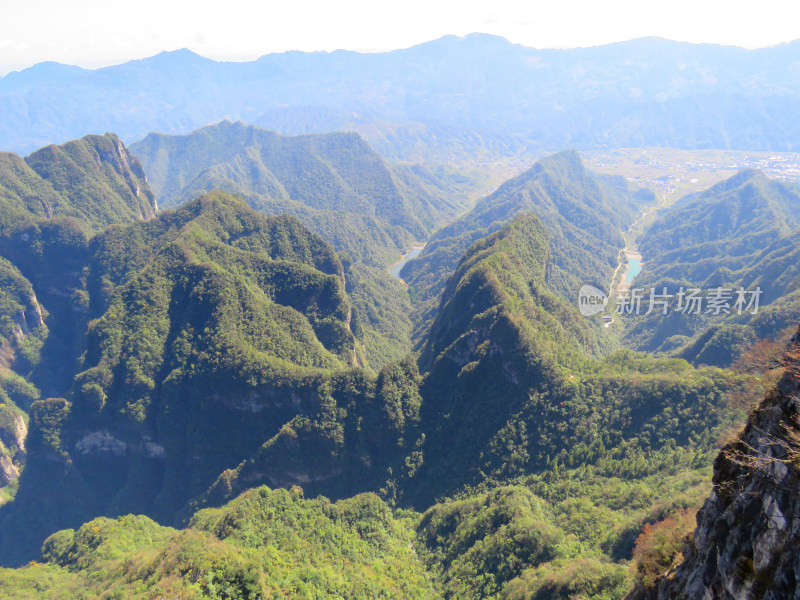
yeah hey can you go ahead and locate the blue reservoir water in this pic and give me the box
[389,246,424,279]
[625,257,642,283]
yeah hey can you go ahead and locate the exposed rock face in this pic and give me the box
[0,413,27,487]
[74,430,128,457]
[657,328,800,599]
[97,136,159,221]
[20,132,158,228]
[0,454,19,485]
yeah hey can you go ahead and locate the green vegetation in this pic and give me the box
[623,169,800,367]
[416,469,708,600]
[0,257,46,374]
[176,212,744,599]
[0,133,783,600]
[189,357,425,513]
[129,121,471,267]
[341,259,415,366]
[0,133,156,233]
[0,133,160,507]
[0,369,30,502]
[0,190,376,563]
[402,151,653,344]
[129,121,483,365]
[0,486,439,599]
[0,132,158,396]
[0,217,93,397]
[402,214,737,506]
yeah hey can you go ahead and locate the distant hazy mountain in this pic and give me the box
[129,121,469,265]
[3,34,800,157]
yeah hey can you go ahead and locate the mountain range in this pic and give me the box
[129,120,473,266]
[128,120,483,366]
[4,34,800,159]
[401,150,653,344]
[0,119,797,600]
[623,169,800,367]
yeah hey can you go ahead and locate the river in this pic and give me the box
[389,245,425,280]
[624,253,643,284]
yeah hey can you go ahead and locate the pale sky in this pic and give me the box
[2,0,800,75]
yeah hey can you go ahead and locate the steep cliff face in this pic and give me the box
[0,192,368,565]
[0,133,158,235]
[0,258,46,371]
[25,133,158,226]
[0,411,27,487]
[0,134,160,397]
[657,327,800,599]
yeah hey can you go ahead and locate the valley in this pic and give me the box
[0,31,799,600]
[584,147,800,204]
[0,127,761,598]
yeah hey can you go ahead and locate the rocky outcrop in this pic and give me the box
[656,327,800,599]
[0,453,19,485]
[97,136,159,221]
[21,133,159,229]
[0,412,27,487]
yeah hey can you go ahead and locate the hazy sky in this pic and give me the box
[2,0,800,74]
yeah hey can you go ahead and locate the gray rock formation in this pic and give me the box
[0,412,27,487]
[657,327,800,599]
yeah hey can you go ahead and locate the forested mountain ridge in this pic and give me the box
[129,121,470,264]
[141,210,744,600]
[0,134,160,507]
[172,169,659,517]
[401,150,652,344]
[401,212,734,506]
[639,169,800,280]
[623,169,800,367]
[0,123,791,600]
[0,133,156,231]
[0,196,741,598]
[0,486,440,599]
[129,121,481,366]
[0,189,380,564]
[5,35,800,159]
[184,214,598,512]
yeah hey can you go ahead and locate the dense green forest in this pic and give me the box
[0,486,439,599]
[129,121,483,364]
[0,133,156,231]
[622,169,800,367]
[0,128,796,600]
[0,134,162,514]
[0,189,376,563]
[400,151,653,344]
[129,121,474,266]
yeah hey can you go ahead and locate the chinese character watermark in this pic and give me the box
[613,286,762,316]
[577,285,762,317]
